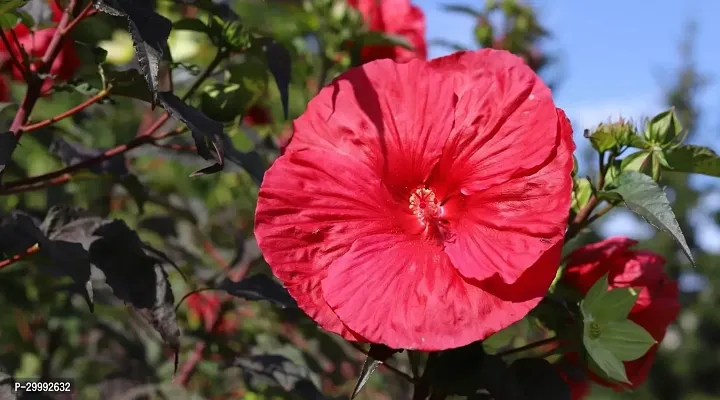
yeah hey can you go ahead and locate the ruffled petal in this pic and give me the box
[441,108,574,285]
[287,58,457,189]
[321,234,561,350]
[428,49,564,195]
[255,149,398,339]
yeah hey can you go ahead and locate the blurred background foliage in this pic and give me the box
[0,0,718,399]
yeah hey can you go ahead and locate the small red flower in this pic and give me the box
[254,49,575,350]
[186,292,237,334]
[0,76,10,102]
[562,237,680,389]
[0,22,81,93]
[243,105,272,126]
[556,356,590,399]
[348,0,427,63]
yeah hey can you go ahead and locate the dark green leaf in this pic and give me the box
[0,131,18,183]
[93,0,172,103]
[0,210,93,311]
[442,4,483,17]
[218,274,296,309]
[157,91,225,175]
[358,31,414,51]
[352,344,399,399]
[509,358,571,400]
[231,354,329,399]
[37,206,181,358]
[254,38,291,120]
[0,0,28,17]
[172,18,211,35]
[100,64,153,102]
[664,145,720,177]
[430,341,491,395]
[581,279,639,322]
[601,171,694,265]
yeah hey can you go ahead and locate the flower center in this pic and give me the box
[409,187,442,225]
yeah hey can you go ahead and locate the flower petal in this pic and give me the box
[287,58,456,188]
[321,234,561,350]
[442,108,574,285]
[255,148,397,339]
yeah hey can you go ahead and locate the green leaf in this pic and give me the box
[251,37,291,120]
[172,18,211,34]
[620,150,650,173]
[581,273,640,322]
[358,30,414,51]
[0,0,28,17]
[644,109,682,144]
[571,177,592,213]
[584,344,629,384]
[598,320,656,361]
[589,129,617,152]
[351,344,399,399]
[581,274,609,316]
[664,145,720,177]
[600,171,695,266]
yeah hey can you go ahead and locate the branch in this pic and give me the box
[0,244,40,270]
[9,0,82,138]
[21,89,110,132]
[62,1,96,35]
[0,30,25,74]
[0,128,184,194]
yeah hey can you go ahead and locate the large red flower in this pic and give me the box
[255,49,575,350]
[0,22,81,93]
[348,0,427,63]
[562,237,680,389]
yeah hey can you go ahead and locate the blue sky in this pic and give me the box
[416,0,720,253]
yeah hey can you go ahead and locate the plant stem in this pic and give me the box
[0,128,185,194]
[0,30,25,74]
[62,1,95,34]
[21,89,109,132]
[8,0,81,139]
[495,336,559,357]
[0,244,39,270]
[348,342,415,383]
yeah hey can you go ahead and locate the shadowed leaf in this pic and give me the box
[218,274,296,308]
[92,0,172,103]
[509,358,571,400]
[230,354,329,399]
[352,344,399,399]
[254,38,291,120]
[0,131,17,183]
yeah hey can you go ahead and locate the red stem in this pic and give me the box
[8,0,81,138]
[0,30,24,74]
[0,245,39,270]
[22,89,109,132]
[62,2,95,35]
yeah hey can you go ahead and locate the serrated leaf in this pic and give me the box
[37,206,181,358]
[359,30,414,51]
[230,354,328,399]
[584,342,629,384]
[157,91,224,173]
[601,171,694,266]
[664,145,720,177]
[100,64,153,102]
[598,320,656,362]
[254,38,291,120]
[0,131,18,182]
[509,358,571,400]
[0,210,93,311]
[352,344,399,399]
[218,274,296,309]
[93,0,172,104]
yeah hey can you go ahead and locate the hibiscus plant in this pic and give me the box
[0,0,718,399]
